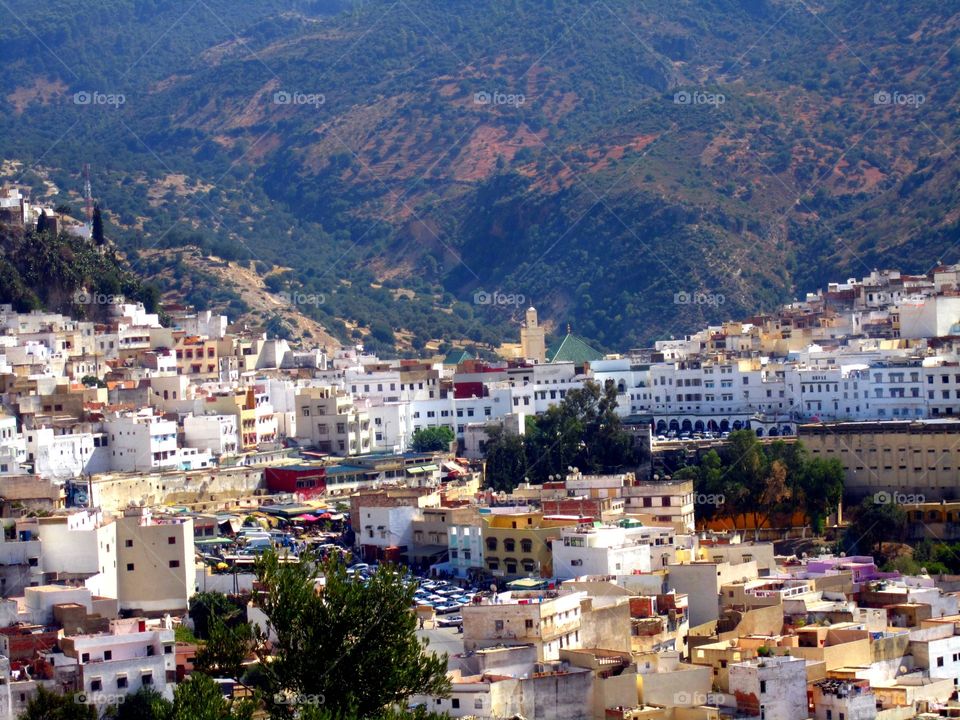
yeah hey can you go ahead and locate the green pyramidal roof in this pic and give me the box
[443,348,474,365]
[547,333,603,364]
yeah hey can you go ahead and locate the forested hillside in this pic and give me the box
[2,0,958,353]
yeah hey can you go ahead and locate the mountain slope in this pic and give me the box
[1,0,958,352]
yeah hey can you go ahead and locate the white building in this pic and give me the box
[24,427,110,479]
[67,620,177,713]
[296,387,373,455]
[18,510,118,600]
[728,656,808,720]
[183,414,239,456]
[356,505,421,551]
[104,411,178,472]
[552,523,676,580]
[812,679,877,720]
[448,523,484,578]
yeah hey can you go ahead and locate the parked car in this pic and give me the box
[434,603,460,615]
[437,615,463,628]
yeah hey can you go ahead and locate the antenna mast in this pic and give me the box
[83,163,93,226]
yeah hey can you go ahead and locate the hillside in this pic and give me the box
[1,0,958,352]
[0,221,158,318]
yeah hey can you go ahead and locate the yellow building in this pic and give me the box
[481,511,580,579]
[173,332,218,377]
[207,389,258,450]
[798,419,960,500]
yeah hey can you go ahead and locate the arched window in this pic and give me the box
[504,539,516,552]
[521,539,533,553]
[486,537,498,552]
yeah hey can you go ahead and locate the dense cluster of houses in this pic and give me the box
[0,259,957,717]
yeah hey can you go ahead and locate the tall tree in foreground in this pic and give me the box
[253,551,450,719]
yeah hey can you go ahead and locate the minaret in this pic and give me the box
[520,306,546,363]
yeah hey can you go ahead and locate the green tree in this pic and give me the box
[796,456,844,533]
[107,688,172,720]
[410,426,454,452]
[170,674,252,720]
[188,591,238,639]
[253,551,450,719]
[483,426,527,492]
[19,686,96,720]
[193,612,255,682]
[92,204,105,246]
[675,449,728,523]
[843,497,907,558]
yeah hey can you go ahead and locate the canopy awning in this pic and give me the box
[406,464,439,475]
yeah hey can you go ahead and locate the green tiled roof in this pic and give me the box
[443,348,474,365]
[547,333,603,364]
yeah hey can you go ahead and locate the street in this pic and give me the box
[417,624,465,671]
